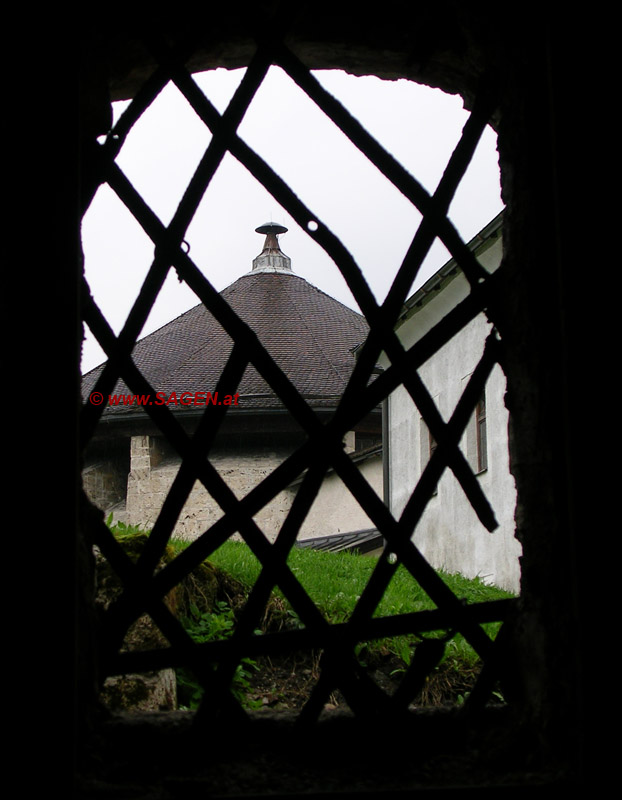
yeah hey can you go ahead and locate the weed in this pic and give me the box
[177,600,261,711]
[109,530,515,709]
[104,522,260,710]
[106,515,151,540]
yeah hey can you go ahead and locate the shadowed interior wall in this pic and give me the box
[69,4,581,788]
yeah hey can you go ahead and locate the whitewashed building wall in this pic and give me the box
[296,449,383,541]
[382,217,522,593]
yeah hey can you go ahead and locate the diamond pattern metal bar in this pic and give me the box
[338,82,499,416]
[82,300,333,662]
[150,40,500,534]
[200,461,331,720]
[131,41,499,542]
[106,599,513,675]
[399,332,501,533]
[274,43,494,293]
[321,335,501,700]
[80,47,274,444]
[80,25,514,721]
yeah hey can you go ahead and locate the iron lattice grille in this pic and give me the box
[80,29,515,726]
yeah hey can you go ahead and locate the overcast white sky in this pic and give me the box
[81,66,503,373]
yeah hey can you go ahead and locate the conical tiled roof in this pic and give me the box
[83,227,369,413]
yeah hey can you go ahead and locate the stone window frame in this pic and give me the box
[419,395,440,497]
[475,392,488,474]
[461,372,489,476]
[70,10,584,788]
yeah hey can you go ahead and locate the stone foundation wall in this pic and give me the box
[126,435,296,542]
[82,460,127,514]
[88,435,382,543]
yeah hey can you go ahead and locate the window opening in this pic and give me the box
[428,427,438,461]
[80,30,515,731]
[476,393,488,473]
[418,416,439,498]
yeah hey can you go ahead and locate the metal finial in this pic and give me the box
[255,222,288,236]
[251,222,292,273]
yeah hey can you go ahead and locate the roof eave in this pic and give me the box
[396,209,504,327]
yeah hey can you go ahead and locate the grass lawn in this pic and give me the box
[112,526,516,708]
[196,539,515,670]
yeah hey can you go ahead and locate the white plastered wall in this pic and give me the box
[383,235,522,592]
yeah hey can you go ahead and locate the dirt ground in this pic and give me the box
[198,563,483,713]
[243,647,480,712]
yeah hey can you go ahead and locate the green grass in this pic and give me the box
[204,539,512,614]
[113,526,516,706]
[198,539,514,670]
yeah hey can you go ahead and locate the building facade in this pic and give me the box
[381,213,521,592]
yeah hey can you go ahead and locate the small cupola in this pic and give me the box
[251,222,292,273]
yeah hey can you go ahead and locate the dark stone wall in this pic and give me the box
[72,3,582,788]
